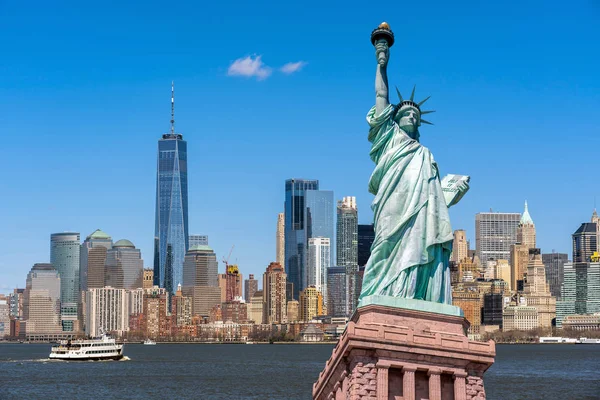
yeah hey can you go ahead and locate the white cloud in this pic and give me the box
[227,55,272,80]
[280,61,307,74]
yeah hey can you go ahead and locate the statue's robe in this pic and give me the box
[359,104,453,304]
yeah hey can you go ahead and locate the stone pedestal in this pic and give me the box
[313,302,495,400]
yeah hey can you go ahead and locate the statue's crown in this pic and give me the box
[395,85,435,125]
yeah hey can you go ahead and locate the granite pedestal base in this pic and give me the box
[313,303,495,400]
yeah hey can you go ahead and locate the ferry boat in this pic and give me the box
[143,338,157,345]
[49,334,124,361]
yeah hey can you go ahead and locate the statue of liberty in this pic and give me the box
[358,23,470,306]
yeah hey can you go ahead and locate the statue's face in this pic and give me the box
[396,106,420,135]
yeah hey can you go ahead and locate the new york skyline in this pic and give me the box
[2,1,599,293]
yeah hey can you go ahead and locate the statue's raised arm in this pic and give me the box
[371,23,394,116]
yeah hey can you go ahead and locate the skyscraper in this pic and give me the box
[517,201,536,248]
[327,266,347,318]
[182,245,220,318]
[475,212,520,266]
[262,262,287,324]
[451,229,469,263]
[305,189,334,263]
[556,261,600,326]
[572,222,597,263]
[154,83,189,294]
[244,274,258,303]
[80,229,112,291]
[276,213,285,268]
[357,224,375,268]
[50,232,81,332]
[522,249,556,329]
[23,264,62,337]
[284,178,319,300]
[336,197,358,315]
[104,239,144,290]
[542,252,569,299]
[306,237,330,312]
[189,235,208,247]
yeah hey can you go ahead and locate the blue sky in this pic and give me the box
[1,1,599,293]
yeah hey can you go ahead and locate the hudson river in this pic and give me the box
[1,343,599,399]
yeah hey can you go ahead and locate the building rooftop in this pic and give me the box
[188,244,213,252]
[87,229,111,240]
[574,222,597,234]
[31,263,56,271]
[520,201,534,225]
[114,239,135,248]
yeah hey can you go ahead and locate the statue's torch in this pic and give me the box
[371,22,395,63]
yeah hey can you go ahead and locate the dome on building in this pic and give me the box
[87,229,111,240]
[114,239,135,248]
[188,244,213,252]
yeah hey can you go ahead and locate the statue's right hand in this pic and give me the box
[375,41,389,67]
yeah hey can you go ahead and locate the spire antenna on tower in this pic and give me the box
[170,81,175,134]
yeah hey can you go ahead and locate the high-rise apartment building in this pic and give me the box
[522,249,556,329]
[357,224,375,268]
[262,262,287,324]
[287,299,299,322]
[276,213,285,268]
[475,212,520,267]
[143,268,154,289]
[306,237,330,312]
[50,232,81,332]
[285,179,319,300]
[299,286,324,322]
[337,196,358,315]
[248,290,264,324]
[85,287,129,337]
[142,287,170,339]
[105,239,144,290]
[327,266,347,318]
[244,274,258,303]
[23,264,62,337]
[80,229,112,291]
[189,235,208,247]
[451,230,469,263]
[542,252,568,299]
[182,245,220,318]
[0,296,10,338]
[154,84,189,293]
[171,284,192,327]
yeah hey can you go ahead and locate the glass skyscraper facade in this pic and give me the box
[50,232,81,331]
[284,179,319,300]
[357,224,375,267]
[154,132,189,293]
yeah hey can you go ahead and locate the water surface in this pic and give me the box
[1,343,598,399]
